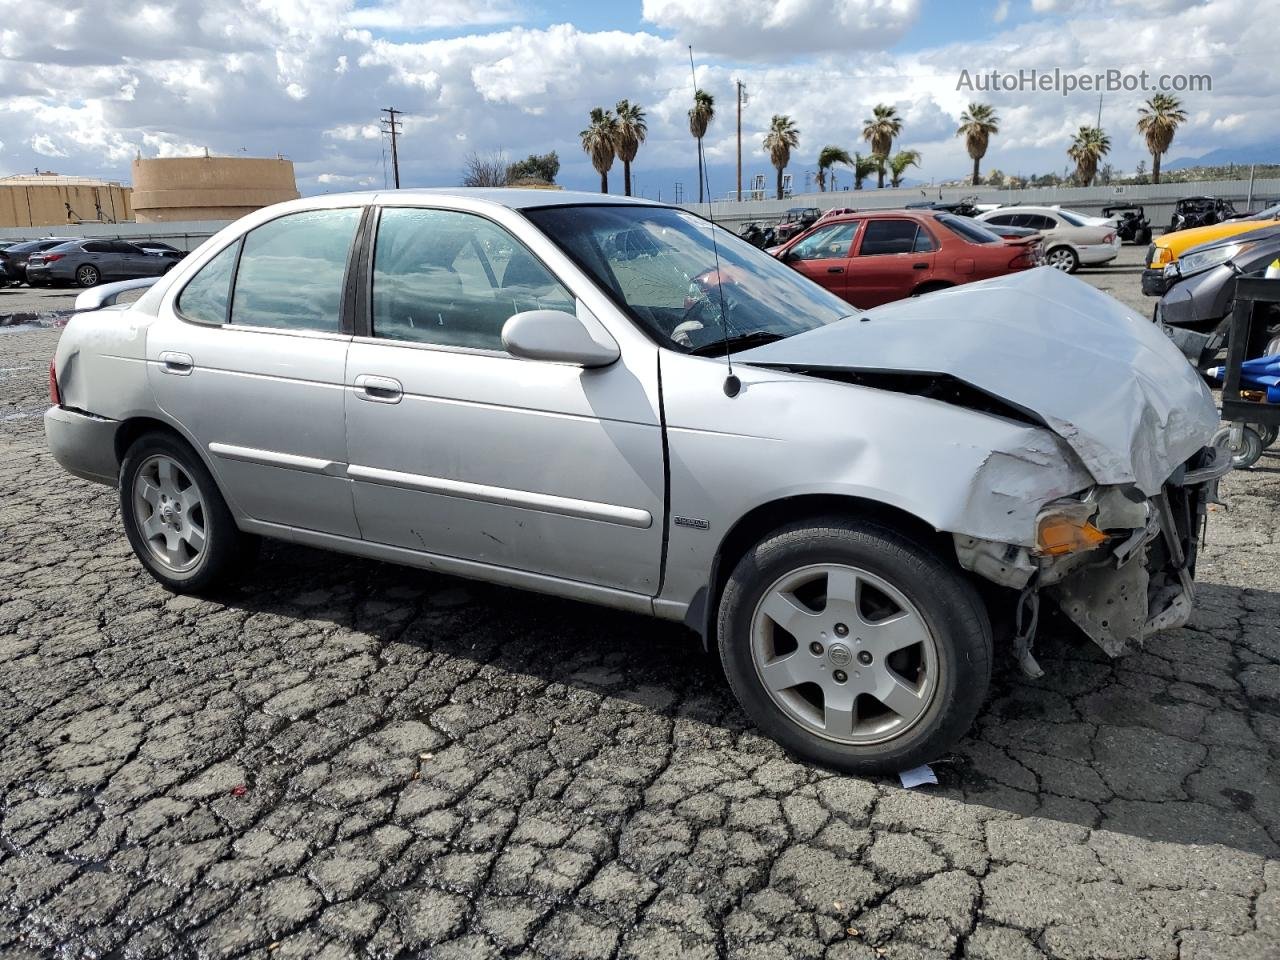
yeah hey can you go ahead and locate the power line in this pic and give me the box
[380,107,403,189]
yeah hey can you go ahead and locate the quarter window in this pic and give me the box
[371,207,574,350]
[789,223,858,261]
[178,241,240,325]
[229,208,360,332]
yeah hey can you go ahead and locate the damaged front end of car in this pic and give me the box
[955,446,1230,673]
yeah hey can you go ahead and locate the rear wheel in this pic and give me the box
[76,264,101,287]
[717,518,992,773]
[1045,246,1079,273]
[119,432,253,592]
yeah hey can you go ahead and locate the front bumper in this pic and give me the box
[956,447,1227,657]
[45,406,120,486]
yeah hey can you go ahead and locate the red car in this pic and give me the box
[773,209,1043,308]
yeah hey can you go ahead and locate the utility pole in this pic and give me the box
[736,80,746,202]
[381,107,403,189]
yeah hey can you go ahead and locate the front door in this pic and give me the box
[343,205,665,595]
[845,218,937,307]
[782,221,859,300]
[147,206,363,537]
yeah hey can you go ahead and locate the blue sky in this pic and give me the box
[0,0,1273,197]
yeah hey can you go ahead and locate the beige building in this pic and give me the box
[0,174,133,229]
[131,155,300,223]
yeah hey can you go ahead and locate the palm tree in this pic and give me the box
[852,152,879,190]
[763,115,800,200]
[956,103,1000,186]
[887,149,922,189]
[614,99,647,197]
[1136,94,1187,185]
[861,104,902,189]
[815,145,853,192]
[580,107,618,193]
[688,89,715,203]
[1067,125,1111,186]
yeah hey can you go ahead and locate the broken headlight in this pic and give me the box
[1034,495,1108,557]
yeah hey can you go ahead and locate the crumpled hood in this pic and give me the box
[738,267,1219,495]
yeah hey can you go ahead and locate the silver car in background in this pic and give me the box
[46,190,1223,772]
[978,205,1121,273]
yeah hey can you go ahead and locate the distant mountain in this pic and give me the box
[1166,142,1280,170]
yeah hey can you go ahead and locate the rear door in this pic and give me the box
[148,206,364,537]
[781,221,859,299]
[80,240,117,278]
[844,218,936,307]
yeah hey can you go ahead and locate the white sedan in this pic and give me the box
[978,206,1121,272]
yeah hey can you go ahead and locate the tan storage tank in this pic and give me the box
[0,175,132,228]
[131,155,300,223]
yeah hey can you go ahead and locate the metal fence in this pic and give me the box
[681,177,1280,233]
[0,220,231,252]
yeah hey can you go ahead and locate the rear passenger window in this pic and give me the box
[178,241,240,325]
[371,208,574,351]
[859,220,920,256]
[230,208,360,332]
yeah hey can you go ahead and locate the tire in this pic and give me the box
[76,264,101,287]
[716,517,993,774]
[119,431,254,592]
[1045,246,1079,273]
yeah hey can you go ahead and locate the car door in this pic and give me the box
[147,206,364,537]
[114,241,166,278]
[343,204,665,595]
[844,218,936,307]
[781,221,859,299]
[79,240,117,278]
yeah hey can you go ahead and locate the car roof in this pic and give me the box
[323,188,660,211]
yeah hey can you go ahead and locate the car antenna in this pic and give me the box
[689,45,740,398]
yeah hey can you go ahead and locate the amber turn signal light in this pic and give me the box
[1035,514,1107,556]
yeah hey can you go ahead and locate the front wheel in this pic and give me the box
[1045,246,1079,273]
[120,432,254,592]
[717,518,992,774]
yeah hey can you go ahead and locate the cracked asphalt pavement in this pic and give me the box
[2,255,1279,960]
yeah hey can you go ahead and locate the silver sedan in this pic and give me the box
[46,189,1224,773]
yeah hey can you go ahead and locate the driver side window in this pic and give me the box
[371,208,574,351]
[789,222,859,261]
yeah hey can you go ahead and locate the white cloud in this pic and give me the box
[993,0,1010,22]
[0,0,1271,195]
[346,0,523,31]
[642,0,922,59]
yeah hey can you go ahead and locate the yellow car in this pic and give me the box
[1143,201,1280,296]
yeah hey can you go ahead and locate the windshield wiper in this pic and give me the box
[688,331,787,356]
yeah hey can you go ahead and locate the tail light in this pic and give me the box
[1103,232,1116,244]
[49,361,61,406]
[1008,249,1035,269]
[40,254,64,263]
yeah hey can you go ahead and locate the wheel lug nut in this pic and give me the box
[857,651,873,666]
[834,623,849,637]
[833,670,848,683]
[809,642,824,656]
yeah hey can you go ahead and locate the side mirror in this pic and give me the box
[502,309,620,368]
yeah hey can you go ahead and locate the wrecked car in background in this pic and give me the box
[46,191,1225,774]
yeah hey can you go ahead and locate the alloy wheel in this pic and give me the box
[1047,249,1075,271]
[750,563,939,745]
[132,454,208,572]
[77,265,99,286]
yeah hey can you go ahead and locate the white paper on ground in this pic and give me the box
[898,764,938,789]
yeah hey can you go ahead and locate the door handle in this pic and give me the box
[159,351,193,375]
[353,374,403,404]
[912,263,929,270]
[826,266,845,273]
